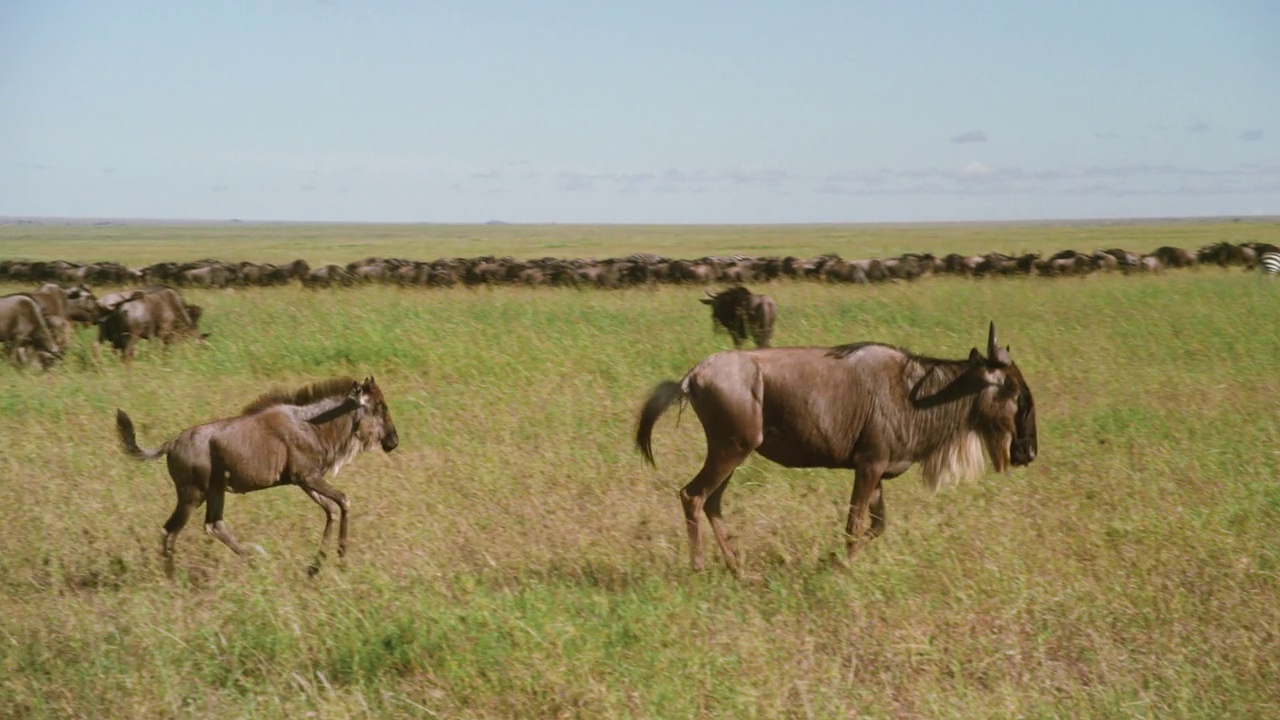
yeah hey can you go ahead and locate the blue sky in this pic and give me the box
[1,1,1276,223]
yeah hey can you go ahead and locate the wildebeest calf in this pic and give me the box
[700,285,777,348]
[636,322,1037,576]
[116,376,399,577]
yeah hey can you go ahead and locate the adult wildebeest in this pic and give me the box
[700,286,778,348]
[116,376,399,578]
[97,285,207,360]
[0,293,61,368]
[635,322,1037,576]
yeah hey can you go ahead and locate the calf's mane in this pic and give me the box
[241,376,357,415]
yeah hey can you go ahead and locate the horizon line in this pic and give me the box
[2,213,1279,229]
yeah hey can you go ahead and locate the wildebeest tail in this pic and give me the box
[115,409,168,461]
[635,380,687,466]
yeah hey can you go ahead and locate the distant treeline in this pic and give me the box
[3,241,1277,289]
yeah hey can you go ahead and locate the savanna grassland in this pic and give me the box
[2,220,1280,719]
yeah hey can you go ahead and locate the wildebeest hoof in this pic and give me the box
[824,551,853,571]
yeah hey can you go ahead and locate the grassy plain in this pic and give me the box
[2,220,1280,718]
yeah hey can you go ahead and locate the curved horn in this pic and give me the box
[987,321,1012,365]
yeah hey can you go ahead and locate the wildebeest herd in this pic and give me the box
[0,282,208,367]
[2,236,1272,578]
[1,239,1276,292]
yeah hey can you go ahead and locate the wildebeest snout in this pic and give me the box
[381,429,399,453]
[1010,436,1036,466]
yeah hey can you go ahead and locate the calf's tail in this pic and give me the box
[116,409,169,461]
[635,380,687,467]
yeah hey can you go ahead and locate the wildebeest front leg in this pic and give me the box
[867,485,886,540]
[301,485,343,575]
[845,462,887,560]
[122,333,139,362]
[300,476,350,558]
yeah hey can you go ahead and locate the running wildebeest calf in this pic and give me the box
[700,285,778,348]
[116,376,399,577]
[636,322,1037,576]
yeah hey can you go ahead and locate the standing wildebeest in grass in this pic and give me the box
[700,286,778,348]
[116,377,399,578]
[0,293,62,368]
[636,322,1037,576]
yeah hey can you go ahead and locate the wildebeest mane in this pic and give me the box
[241,376,357,415]
[827,342,979,408]
[826,341,898,359]
[827,341,955,366]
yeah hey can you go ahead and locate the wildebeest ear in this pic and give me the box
[968,348,983,366]
[699,298,713,305]
[348,380,362,399]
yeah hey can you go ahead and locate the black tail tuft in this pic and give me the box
[116,409,166,461]
[635,380,686,467]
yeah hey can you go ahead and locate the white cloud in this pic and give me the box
[950,130,987,143]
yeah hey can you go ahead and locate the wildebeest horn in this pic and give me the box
[987,321,1012,366]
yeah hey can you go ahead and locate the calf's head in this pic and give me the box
[349,376,399,453]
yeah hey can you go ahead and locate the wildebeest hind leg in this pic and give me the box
[162,487,204,579]
[203,476,250,559]
[703,471,740,575]
[680,448,748,575]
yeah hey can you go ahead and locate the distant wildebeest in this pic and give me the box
[635,322,1038,576]
[116,376,400,578]
[700,286,778,349]
[97,285,207,360]
[0,293,62,368]
[26,283,96,347]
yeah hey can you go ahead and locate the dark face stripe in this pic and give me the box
[1010,385,1038,465]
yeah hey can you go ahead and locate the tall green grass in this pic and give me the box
[2,254,1280,716]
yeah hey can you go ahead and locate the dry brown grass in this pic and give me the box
[2,221,1279,718]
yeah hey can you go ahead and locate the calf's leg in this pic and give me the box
[302,485,343,575]
[203,469,251,559]
[300,477,350,557]
[162,486,204,579]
